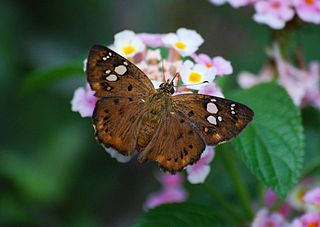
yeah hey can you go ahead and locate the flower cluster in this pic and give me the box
[209,0,320,29]
[71,28,233,208]
[252,178,320,226]
[238,44,320,110]
[143,173,187,210]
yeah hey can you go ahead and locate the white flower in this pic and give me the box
[209,0,228,6]
[162,28,204,57]
[102,145,132,163]
[186,146,215,184]
[114,30,145,57]
[179,60,216,90]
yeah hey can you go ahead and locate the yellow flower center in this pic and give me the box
[122,45,136,55]
[175,41,187,50]
[305,0,314,5]
[188,72,202,83]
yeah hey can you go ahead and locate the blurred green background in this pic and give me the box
[1,0,319,226]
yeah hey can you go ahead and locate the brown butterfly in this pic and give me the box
[86,45,254,173]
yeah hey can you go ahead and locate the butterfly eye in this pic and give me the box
[169,87,175,94]
[159,83,164,88]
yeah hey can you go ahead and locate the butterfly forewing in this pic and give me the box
[87,45,155,156]
[173,94,254,145]
[86,45,155,98]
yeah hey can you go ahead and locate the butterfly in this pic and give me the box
[86,45,254,173]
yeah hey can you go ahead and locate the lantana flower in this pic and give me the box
[264,189,291,217]
[162,28,204,57]
[292,0,320,24]
[144,173,187,210]
[114,30,145,57]
[102,146,132,163]
[179,60,216,90]
[137,33,164,48]
[251,209,288,227]
[253,0,295,29]
[71,84,97,117]
[199,82,225,98]
[209,0,256,8]
[291,212,320,227]
[238,44,320,110]
[304,187,320,206]
[186,146,215,184]
[193,53,233,76]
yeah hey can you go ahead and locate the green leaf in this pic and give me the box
[134,203,228,227]
[229,83,304,198]
[21,61,83,93]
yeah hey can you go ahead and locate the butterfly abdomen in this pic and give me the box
[136,92,174,159]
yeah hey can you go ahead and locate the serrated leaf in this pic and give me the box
[21,61,83,93]
[134,203,228,227]
[230,83,304,198]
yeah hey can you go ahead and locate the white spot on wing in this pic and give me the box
[102,56,107,61]
[106,74,117,81]
[115,65,127,75]
[124,61,128,65]
[207,115,217,125]
[207,102,218,114]
[105,70,111,74]
[231,111,236,115]
[211,99,216,102]
[218,116,222,121]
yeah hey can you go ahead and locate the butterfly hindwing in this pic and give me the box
[93,97,146,156]
[173,94,254,145]
[86,45,155,98]
[138,113,206,173]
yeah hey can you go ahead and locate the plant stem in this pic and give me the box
[220,146,254,220]
[203,182,244,222]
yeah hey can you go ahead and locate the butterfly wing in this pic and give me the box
[86,45,155,97]
[173,94,254,145]
[138,113,206,173]
[93,97,146,155]
[86,45,155,156]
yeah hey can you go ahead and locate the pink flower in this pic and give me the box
[291,212,320,227]
[71,84,97,117]
[253,0,295,29]
[144,173,187,210]
[304,188,320,206]
[193,53,233,76]
[273,44,320,108]
[209,0,256,8]
[186,146,215,184]
[228,0,256,8]
[264,189,291,217]
[292,0,320,24]
[251,209,288,227]
[237,63,274,88]
[199,82,225,98]
[137,33,164,48]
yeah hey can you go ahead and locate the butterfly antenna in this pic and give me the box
[173,80,209,88]
[161,59,166,82]
[170,72,180,84]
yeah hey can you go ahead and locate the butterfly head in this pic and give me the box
[158,80,175,94]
